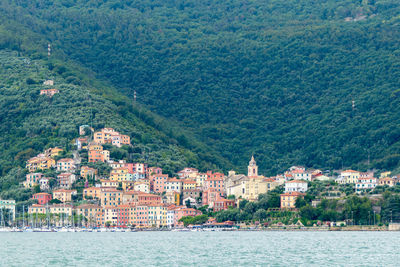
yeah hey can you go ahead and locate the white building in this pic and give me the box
[134,182,150,193]
[167,209,175,228]
[165,178,183,194]
[57,158,75,172]
[39,177,50,191]
[292,170,312,181]
[284,180,308,193]
[355,178,377,193]
[0,199,16,220]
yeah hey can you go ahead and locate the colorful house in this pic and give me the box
[32,193,52,205]
[53,189,77,203]
[355,178,377,193]
[83,187,102,200]
[379,177,395,187]
[100,189,123,207]
[165,178,183,194]
[150,174,168,193]
[57,158,75,172]
[24,173,43,188]
[284,180,308,193]
[57,173,76,189]
[280,192,305,209]
[80,166,97,179]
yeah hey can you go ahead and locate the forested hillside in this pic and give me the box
[0,0,400,175]
[0,50,230,180]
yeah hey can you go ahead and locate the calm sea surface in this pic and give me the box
[1,231,399,266]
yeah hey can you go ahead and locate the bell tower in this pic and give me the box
[248,155,258,177]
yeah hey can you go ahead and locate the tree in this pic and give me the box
[254,209,267,221]
[300,205,319,221]
[33,184,41,194]
[295,197,307,209]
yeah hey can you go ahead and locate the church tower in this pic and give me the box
[248,155,258,177]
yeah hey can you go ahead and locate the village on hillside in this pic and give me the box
[1,118,399,231]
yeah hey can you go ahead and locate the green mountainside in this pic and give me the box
[0,0,400,176]
[0,49,232,200]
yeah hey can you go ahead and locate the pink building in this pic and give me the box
[117,204,132,227]
[204,175,224,195]
[136,193,162,206]
[25,173,43,186]
[150,174,168,193]
[147,167,162,178]
[133,205,149,227]
[33,193,52,205]
[57,173,76,189]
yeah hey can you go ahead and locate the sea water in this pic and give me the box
[0,231,399,266]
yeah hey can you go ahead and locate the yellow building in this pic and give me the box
[110,167,131,182]
[100,189,123,207]
[183,179,197,190]
[122,181,135,191]
[148,205,167,227]
[53,189,77,203]
[83,187,102,200]
[341,170,360,184]
[46,147,63,158]
[101,179,119,188]
[195,173,207,187]
[380,171,391,179]
[87,143,103,151]
[76,204,102,223]
[80,166,97,179]
[26,157,55,172]
[49,204,73,216]
[28,204,47,214]
[280,192,305,209]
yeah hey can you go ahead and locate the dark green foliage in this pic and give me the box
[179,214,209,226]
[0,50,227,181]
[381,194,400,223]
[0,0,398,175]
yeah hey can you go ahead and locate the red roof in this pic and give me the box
[286,179,308,184]
[280,192,305,197]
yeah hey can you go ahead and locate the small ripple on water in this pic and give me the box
[1,232,400,266]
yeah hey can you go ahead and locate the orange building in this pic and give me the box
[280,192,305,209]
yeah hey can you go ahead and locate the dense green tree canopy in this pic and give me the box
[0,0,399,175]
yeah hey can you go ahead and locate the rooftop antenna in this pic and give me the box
[48,43,51,57]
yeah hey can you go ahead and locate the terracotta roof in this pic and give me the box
[280,192,305,197]
[57,158,74,162]
[286,179,308,183]
[167,178,182,182]
[53,189,76,193]
[183,180,197,184]
[33,193,51,196]
[342,170,359,173]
